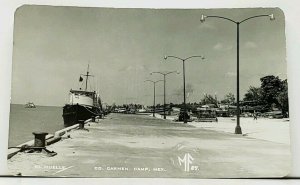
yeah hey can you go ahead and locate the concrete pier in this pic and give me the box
[7,114,290,178]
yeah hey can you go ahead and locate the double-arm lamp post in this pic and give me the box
[150,71,179,119]
[200,14,275,134]
[164,55,205,123]
[144,80,163,117]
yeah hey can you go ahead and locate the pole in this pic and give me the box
[183,60,187,123]
[235,23,242,134]
[145,80,162,118]
[82,64,94,91]
[201,14,273,134]
[150,71,178,119]
[163,75,166,119]
[153,83,156,117]
[85,72,89,91]
[164,56,204,123]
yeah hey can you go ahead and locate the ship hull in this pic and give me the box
[62,104,102,127]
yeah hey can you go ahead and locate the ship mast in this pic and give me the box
[81,64,93,91]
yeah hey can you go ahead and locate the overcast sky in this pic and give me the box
[11,6,287,106]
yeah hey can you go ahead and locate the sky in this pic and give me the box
[11,6,287,106]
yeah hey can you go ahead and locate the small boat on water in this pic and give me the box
[62,65,103,127]
[25,102,36,108]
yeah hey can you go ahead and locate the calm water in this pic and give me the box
[8,104,65,147]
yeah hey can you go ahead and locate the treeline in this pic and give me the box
[110,75,288,114]
[111,103,144,109]
[168,75,288,114]
[243,75,288,114]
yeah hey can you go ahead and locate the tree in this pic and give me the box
[201,94,218,106]
[243,86,263,103]
[276,79,289,116]
[243,75,289,115]
[221,93,235,105]
[260,75,283,109]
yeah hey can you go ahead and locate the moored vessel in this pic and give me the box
[25,102,36,108]
[62,65,103,127]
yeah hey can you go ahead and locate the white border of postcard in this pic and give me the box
[0,0,300,184]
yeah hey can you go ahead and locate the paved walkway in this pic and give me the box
[153,114,290,144]
[190,117,290,145]
[7,114,290,178]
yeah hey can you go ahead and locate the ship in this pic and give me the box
[25,102,36,108]
[62,65,103,127]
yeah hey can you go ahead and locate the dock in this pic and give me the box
[7,113,290,178]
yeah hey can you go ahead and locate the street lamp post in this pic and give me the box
[164,55,205,123]
[150,71,179,119]
[145,80,163,117]
[200,14,275,134]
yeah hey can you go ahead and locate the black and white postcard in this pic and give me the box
[6,5,291,178]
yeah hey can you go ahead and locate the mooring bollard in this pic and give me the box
[32,132,48,151]
[8,132,58,157]
[79,122,84,129]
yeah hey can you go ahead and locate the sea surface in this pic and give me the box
[8,104,65,147]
